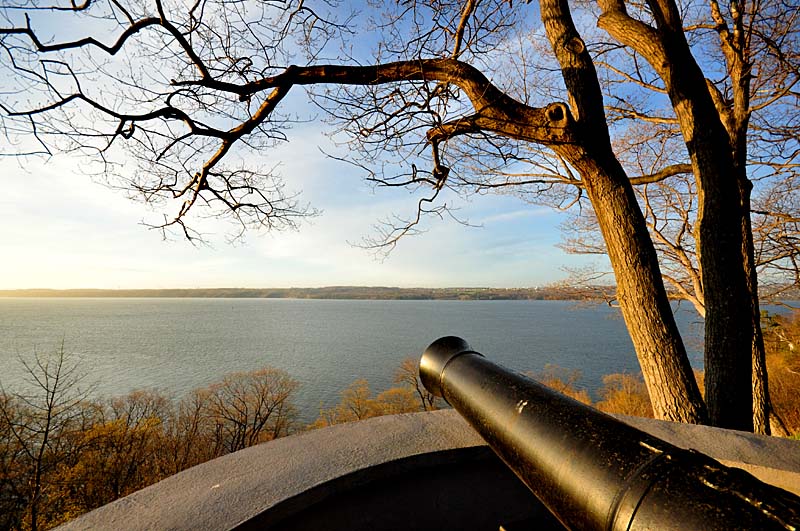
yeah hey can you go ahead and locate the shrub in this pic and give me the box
[763,310,800,436]
[530,365,592,405]
[595,373,654,418]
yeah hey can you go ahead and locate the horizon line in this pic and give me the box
[0,285,594,292]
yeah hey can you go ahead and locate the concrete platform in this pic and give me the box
[57,410,800,530]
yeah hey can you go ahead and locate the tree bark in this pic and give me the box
[712,0,773,433]
[578,154,708,422]
[737,143,771,434]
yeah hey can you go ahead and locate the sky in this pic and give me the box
[0,130,593,289]
[0,2,599,290]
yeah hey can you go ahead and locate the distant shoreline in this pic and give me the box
[0,286,613,301]
[2,287,796,301]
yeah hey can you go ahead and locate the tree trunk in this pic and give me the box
[598,0,754,430]
[724,21,773,433]
[579,155,708,422]
[737,165,771,434]
[540,0,707,423]
[751,321,770,434]
[693,139,753,432]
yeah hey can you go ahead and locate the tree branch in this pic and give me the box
[452,0,479,59]
[629,163,693,185]
[597,1,669,81]
[1,15,160,54]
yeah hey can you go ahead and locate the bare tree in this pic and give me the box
[753,175,800,299]
[201,367,298,454]
[311,374,423,428]
[160,390,211,474]
[2,0,781,428]
[394,358,440,412]
[103,391,170,499]
[0,344,90,531]
[554,0,799,432]
[311,379,375,427]
[0,391,26,531]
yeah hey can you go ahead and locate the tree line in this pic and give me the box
[3,311,798,530]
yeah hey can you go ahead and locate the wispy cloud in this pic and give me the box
[477,208,553,225]
[0,126,586,289]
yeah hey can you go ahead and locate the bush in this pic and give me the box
[595,373,654,418]
[763,310,800,437]
[530,365,592,405]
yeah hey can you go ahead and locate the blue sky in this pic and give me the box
[0,2,599,290]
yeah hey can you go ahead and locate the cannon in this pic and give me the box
[419,336,800,530]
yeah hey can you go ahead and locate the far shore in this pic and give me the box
[0,286,612,301]
[4,286,796,301]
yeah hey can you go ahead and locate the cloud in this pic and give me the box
[0,129,586,289]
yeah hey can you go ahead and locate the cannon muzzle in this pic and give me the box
[419,336,800,530]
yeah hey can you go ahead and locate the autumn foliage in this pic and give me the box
[309,358,442,429]
[0,354,299,531]
[0,353,439,530]
[763,311,800,436]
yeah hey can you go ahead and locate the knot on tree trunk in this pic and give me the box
[546,102,570,126]
[566,36,586,54]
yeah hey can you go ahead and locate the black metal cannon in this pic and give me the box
[419,336,800,530]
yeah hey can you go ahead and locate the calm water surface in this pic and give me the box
[0,298,706,421]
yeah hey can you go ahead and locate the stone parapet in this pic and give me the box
[58,410,800,530]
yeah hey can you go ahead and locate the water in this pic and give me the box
[0,298,707,421]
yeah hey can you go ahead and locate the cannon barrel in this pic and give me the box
[419,336,800,530]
